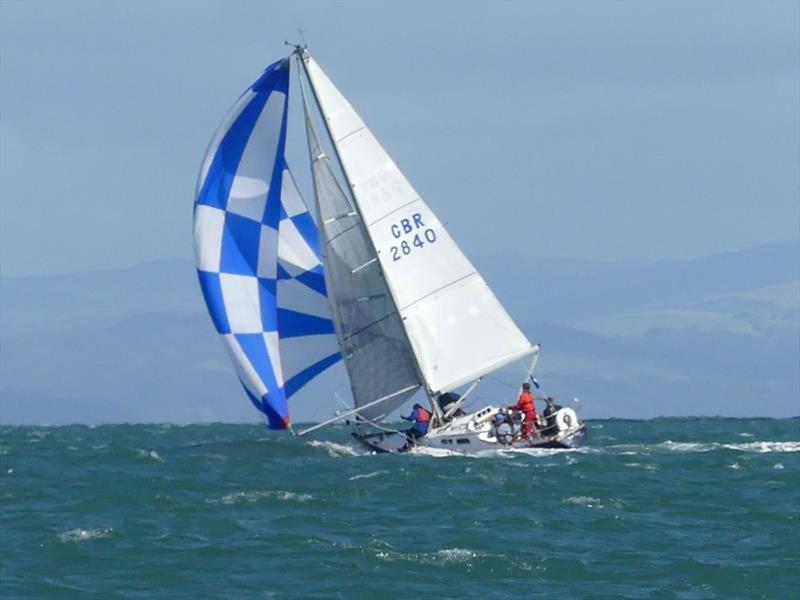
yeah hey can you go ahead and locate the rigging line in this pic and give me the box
[296,52,355,407]
[443,378,482,419]
[295,384,418,436]
[353,414,406,436]
[297,50,428,397]
[486,375,519,390]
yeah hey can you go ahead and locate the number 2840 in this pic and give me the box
[390,228,438,261]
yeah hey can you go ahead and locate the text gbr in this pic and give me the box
[388,213,437,261]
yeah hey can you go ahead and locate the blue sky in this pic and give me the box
[1,0,798,278]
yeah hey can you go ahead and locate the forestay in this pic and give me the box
[299,78,420,422]
[194,58,340,429]
[301,55,536,395]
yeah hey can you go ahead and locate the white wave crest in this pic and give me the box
[623,462,657,471]
[348,470,389,481]
[59,528,112,543]
[307,440,363,457]
[564,495,602,507]
[774,463,785,470]
[658,441,713,452]
[653,440,800,454]
[375,547,480,565]
[435,548,479,564]
[723,441,800,453]
[406,446,464,457]
[208,490,313,505]
[135,449,165,463]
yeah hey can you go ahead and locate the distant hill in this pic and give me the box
[1,242,797,424]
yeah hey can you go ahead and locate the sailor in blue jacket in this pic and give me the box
[402,403,432,439]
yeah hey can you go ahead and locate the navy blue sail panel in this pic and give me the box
[193,58,341,429]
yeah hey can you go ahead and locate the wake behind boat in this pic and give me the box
[192,46,588,454]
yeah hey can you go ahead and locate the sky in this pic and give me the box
[1,0,798,278]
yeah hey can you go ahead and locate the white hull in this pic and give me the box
[355,405,588,454]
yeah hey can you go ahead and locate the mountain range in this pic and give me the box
[1,241,797,424]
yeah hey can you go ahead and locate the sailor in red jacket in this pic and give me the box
[509,381,537,438]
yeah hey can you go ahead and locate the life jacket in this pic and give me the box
[416,407,432,423]
[517,392,535,415]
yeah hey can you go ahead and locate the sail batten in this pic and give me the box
[298,60,421,421]
[301,54,535,396]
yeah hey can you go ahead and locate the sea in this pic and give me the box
[1,418,798,599]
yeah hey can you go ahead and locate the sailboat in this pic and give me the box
[193,47,587,453]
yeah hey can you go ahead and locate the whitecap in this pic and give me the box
[563,495,603,508]
[478,446,589,458]
[624,462,656,471]
[658,441,715,452]
[58,528,112,543]
[656,440,800,454]
[135,449,165,463]
[774,463,784,470]
[273,491,313,502]
[722,442,800,453]
[406,446,464,457]
[348,470,389,481]
[728,462,741,470]
[434,548,479,564]
[208,490,313,505]
[307,440,363,457]
[375,547,481,565]
[738,432,754,438]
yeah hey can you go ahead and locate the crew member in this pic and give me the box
[542,396,563,437]
[402,403,432,440]
[509,382,537,438]
[438,392,465,419]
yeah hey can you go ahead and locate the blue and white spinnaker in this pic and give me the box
[193,58,340,429]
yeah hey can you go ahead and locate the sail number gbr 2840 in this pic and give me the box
[387,213,437,262]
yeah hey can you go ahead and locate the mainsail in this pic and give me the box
[299,78,420,422]
[193,58,340,429]
[299,53,537,397]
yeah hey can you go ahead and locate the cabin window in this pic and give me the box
[456,438,470,445]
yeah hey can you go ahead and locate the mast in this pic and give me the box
[294,56,357,407]
[297,49,538,421]
[294,48,441,419]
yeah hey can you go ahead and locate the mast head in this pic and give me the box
[284,40,308,58]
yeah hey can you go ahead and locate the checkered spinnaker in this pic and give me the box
[193,58,341,429]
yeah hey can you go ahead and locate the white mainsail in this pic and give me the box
[299,80,420,422]
[300,53,537,397]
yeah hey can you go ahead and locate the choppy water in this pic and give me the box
[1,418,798,599]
